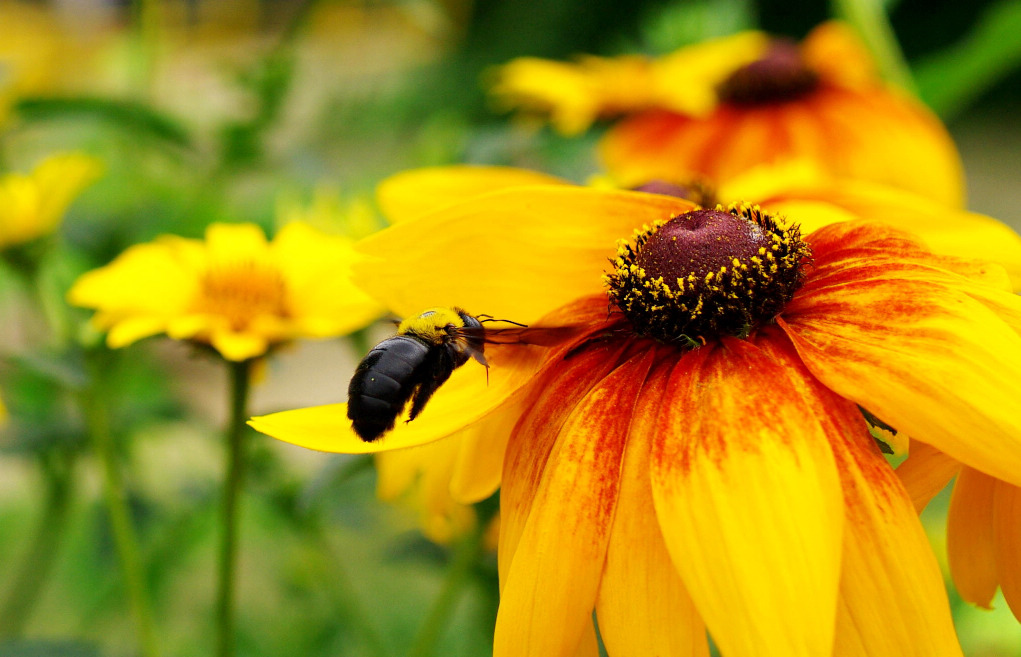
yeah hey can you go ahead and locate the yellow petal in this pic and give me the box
[993,478,1021,619]
[783,221,1021,487]
[571,621,599,657]
[448,404,519,504]
[67,239,198,313]
[352,186,694,324]
[210,330,269,361]
[376,166,568,224]
[105,316,169,348]
[650,337,843,657]
[204,222,270,262]
[596,357,709,657]
[827,400,962,657]
[494,351,652,657]
[272,221,385,334]
[948,468,999,608]
[895,441,962,513]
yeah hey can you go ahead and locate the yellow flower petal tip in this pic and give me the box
[0,152,104,250]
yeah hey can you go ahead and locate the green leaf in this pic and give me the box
[914,0,1021,119]
[14,96,195,151]
[0,640,101,657]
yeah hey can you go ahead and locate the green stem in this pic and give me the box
[0,452,74,636]
[407,501,496,657]
[216,359,253,657]
[83,351,160,657]
[831,0,917,94]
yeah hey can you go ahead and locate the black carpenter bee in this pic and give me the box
[347,308,522,442]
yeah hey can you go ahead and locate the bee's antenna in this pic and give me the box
[478,315,528,328]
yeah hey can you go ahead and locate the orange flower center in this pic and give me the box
[715,40,819,105]
[605,203,810,345]
[196,258,290,330]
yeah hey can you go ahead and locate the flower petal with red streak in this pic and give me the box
[497,340,631,586]
[782,223,1021,486]
[494,351,652,657]
[650,337,843,657]
[596,357,709,657]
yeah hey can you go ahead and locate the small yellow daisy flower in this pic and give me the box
[0,153,103,251]
[68,221,384,361]
[492,21,965,208]
[253,183,1021,656]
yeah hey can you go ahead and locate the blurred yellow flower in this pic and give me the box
[253,181,1021,656]
[0,1,66,125]
[492,22,965,208]
[0,153,103,251]
[68,221,384,361]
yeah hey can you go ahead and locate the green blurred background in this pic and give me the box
[0,0,1020,655]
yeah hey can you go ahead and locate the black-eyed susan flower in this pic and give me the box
[0,153,102,252]
[898,443,1021,624]
[68,221,384,361]
[252,182,1021,656]
[492,21,965,208]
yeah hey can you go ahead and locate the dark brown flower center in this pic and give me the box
[715,40,819,106]
[631,179,718,208]
[605,203,810,345]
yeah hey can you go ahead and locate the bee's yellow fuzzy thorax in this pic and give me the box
[397,307,466,345]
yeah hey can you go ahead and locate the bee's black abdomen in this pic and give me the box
[347,335,431,442]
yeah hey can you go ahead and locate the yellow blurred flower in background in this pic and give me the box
[493,21,965,208]
[0,1,66,125]
[0,153,103,251]
[68,221,384,361]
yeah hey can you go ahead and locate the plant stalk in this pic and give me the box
[215,358,253,657]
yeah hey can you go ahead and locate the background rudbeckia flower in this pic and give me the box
[376,163,1021,289]
[898,443,1021,623]
[252,185,1021,656]
[492,21,965,208]
[68,221,384,361]
[0,152,103,251]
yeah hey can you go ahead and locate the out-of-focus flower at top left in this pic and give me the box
[68,221,385,361]
[0,1,79,126]
[0,153,103,251]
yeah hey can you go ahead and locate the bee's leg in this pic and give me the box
[407,349,457,421]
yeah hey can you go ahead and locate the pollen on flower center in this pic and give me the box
[196,259,290,330]
[604,203,810,345]
[715,40,819,105]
